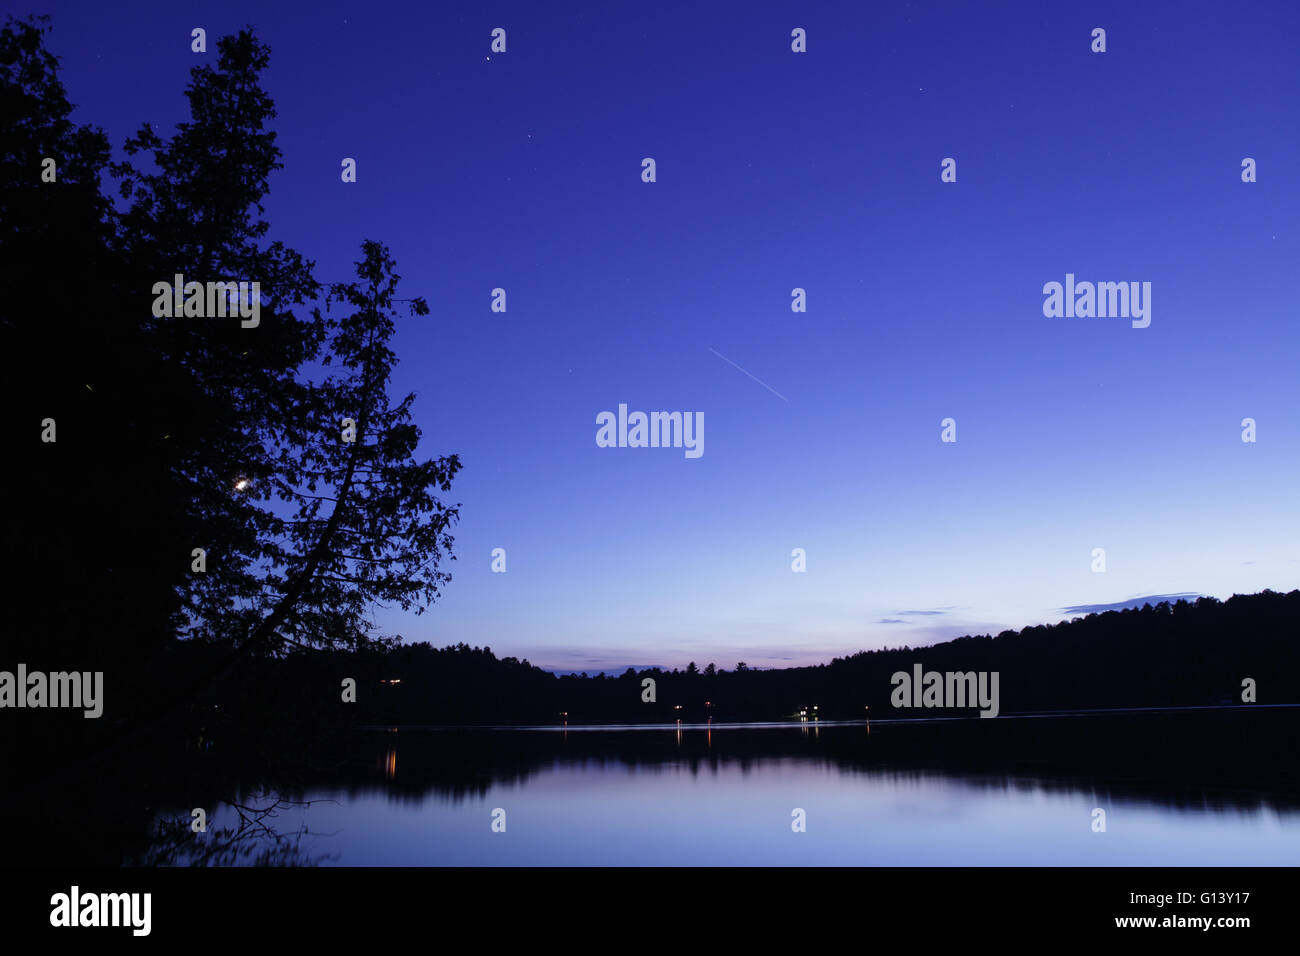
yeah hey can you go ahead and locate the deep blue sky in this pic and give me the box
[30,0,1300,671]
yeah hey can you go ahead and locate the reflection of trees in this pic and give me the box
[131,796,336,867]
[121,708,1300,864]
[337,708,1300,816]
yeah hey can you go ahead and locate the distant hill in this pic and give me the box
[334,589,1300,725]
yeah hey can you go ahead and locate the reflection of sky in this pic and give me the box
[37,0,1300,669]
[202,758,1300,866]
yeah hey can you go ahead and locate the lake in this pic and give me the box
[152,707,1300,865]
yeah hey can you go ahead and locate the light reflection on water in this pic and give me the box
[180,716,1300,866]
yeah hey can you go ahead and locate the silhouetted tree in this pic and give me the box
[226,239,461,656]
[110,29,328,649]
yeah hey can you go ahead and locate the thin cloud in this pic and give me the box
[1060,592,1203,615]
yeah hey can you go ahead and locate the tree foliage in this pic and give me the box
[2,17,461,673]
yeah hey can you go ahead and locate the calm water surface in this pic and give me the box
[170,710,1300,865]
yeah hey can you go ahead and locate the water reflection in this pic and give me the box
[335,710,1300,814]
[143,708,1300,865]
[133,795,336,866]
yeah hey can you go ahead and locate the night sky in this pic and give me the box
[30,0,1300,671]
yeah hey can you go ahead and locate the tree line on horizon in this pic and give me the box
[226,589,1300,727]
